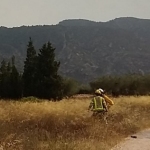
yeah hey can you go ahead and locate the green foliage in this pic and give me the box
[20,96,42,102]
[0,39,64,100]
[0,60,9,97]
[62,77,79,97]
[90,74,150,96]
[77,84,92,94]
[23,38,37,96]
[10,56,22,98]
[0,57,22,98]
[34,42,63,100]
[2,42,150,100]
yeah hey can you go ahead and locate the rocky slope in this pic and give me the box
[0,17,150,82]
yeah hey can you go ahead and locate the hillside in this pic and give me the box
[0,17,150,82]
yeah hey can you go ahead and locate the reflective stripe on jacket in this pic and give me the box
[92,96,104,111]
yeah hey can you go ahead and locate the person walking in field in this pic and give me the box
[88,88,114,124]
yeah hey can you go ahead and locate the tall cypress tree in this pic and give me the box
[0,57,22,99]
[23,38,37,96]
[0,60,8,97]
[9,56,22,98]
[35,42,63,100]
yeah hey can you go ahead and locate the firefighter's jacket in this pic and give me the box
[89,96,108,112]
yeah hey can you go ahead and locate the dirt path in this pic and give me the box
[111,129,150,150]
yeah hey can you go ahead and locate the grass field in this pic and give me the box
[0,96,150,150]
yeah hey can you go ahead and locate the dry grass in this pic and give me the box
[0,96,150,150]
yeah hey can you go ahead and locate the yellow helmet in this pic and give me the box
[95,88,104,95]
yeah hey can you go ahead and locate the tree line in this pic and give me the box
[89,74,150,96]
[0,38,66,100]
[0,38,150,100]
[0,38,91,100]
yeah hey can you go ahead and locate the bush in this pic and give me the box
[62,77,80,97]
[89,74,150,96]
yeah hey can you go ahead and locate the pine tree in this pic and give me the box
[10,56,22,98]
[0,60,8,97]
[23,38,37,96]
[0,57,22,99]
[35,42,63,100]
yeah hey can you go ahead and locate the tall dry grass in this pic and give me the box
[0,96,150,150]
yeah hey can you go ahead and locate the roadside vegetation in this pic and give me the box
[0,96,150,150]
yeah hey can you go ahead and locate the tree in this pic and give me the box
[0,57,22,99]
[23,38,37,96]
[35,42,63,100]
[9,56,22,98]
[62,77,79,97]
[0,60,8,97]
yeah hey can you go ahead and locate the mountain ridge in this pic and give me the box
[0,17,150,82]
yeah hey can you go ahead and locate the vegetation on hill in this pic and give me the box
[0,39,64,99]
[0,38,150,99]
[1,18,150,99]
[1,17,150,82]
[90,74,150,96]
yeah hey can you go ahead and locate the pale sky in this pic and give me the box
[1,0,150,27]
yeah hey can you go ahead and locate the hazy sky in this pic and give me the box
[1,0,150,27]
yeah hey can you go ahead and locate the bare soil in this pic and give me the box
[112,129,150,150]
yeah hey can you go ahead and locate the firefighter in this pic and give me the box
[88,88,113,124]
